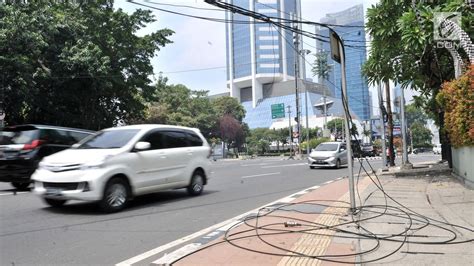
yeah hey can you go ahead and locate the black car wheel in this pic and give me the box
[43,198,67,207]
[335,159,341,169]
[99,178,129,213]
[187,171,205,196]
[11,182,30,190]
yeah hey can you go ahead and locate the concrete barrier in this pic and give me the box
[452,146,474,188]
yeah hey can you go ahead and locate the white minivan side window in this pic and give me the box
[162,131,188,149]
[186,132,203,147]
[142,131,166,150]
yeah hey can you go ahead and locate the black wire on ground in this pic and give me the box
[167,2,474,265]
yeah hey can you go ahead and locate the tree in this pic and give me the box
[0,2,173,130]
[312,51,333,80]
[410,122,433,148]
[363,0,473,166]
[326,118,344,136]
[219,114,244,154]
[212,96,246,122]
[143,77,219,138]
[363,0,410,166]
[405,103,429,127]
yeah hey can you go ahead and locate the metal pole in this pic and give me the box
[378,82,387,169]
[287,105,293,159]
[323,92,327,132]
[400,87,411,168]
[292,17,301,158]
[339,41,356,212]
[304,79,310,156]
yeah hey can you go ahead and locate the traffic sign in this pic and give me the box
[271,103,285,119]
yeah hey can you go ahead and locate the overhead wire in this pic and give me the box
[127,0,368,48]
[167,2,474,264]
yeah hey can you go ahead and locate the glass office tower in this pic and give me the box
[316,4,371,121]
[225,0,302,108]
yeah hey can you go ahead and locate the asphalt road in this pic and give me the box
[0,153,440,265]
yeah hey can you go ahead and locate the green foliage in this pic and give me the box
[301,127,321,140]
[437,66,474,148]
[301,138,331,151]
[405,103,429,126]
[363,0,473,163]
[312,51,332,80]
[410,121,433,148]
[0,2,173,130]
[143,79,249,147]
[212,96,246,122]
[145,77,217,138]
[326,118,344,134]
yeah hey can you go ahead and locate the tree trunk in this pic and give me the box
[385,80,395,166]
[438,111,453,168]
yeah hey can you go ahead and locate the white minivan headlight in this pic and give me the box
[80,161,105,170]
[80,155,112,170]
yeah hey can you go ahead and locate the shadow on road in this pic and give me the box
[41,189,219,215]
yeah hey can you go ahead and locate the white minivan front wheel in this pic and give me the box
[100,178,130,213]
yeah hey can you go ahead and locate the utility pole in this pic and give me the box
[287,105,294,160]
[400,87,412,168]
[378,82,387,170]
[329,30,356,212]
[304,74,310,156]
[292,13,301,158]
[323,92,327,132]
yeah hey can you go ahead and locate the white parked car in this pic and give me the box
[433,144,442,154]
[308,142,348,169]
[32,125,212,212]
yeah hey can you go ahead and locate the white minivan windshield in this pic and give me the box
[77,129,139,149]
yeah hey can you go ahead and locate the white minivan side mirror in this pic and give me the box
[72,143,80,148]
[134,142,151,151]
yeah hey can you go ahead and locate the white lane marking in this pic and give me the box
[0,191,30,196]
[152,243,202,266]
[241,172,281,179]
[240,163,273,166]
[115,182,331,266]
[261,163,306,169]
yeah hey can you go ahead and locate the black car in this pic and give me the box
[0,125,94,189]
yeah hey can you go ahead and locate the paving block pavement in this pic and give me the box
[153,163,473,265]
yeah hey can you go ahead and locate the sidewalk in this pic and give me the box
[153,162,474,265]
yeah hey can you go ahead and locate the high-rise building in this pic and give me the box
[316,4,371,121]
[225,0,303,108]
[221,0,361,132]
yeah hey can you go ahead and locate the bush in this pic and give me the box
[301,137,331,151]
[437,65,474,148]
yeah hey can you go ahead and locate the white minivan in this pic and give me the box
[32,125,212,212]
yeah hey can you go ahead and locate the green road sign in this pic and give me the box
[271,103,285,119]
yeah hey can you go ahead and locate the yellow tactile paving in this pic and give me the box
[278,194,351,266]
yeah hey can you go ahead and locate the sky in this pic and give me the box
[115,0,379,92]
[115,0,415,116]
